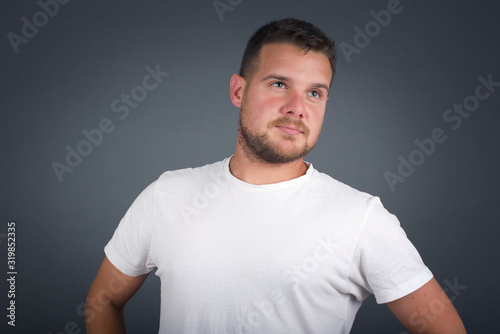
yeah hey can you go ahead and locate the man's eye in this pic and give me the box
[309,90,321,98]
[272,81,285,88]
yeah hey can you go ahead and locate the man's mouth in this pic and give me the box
[276,125,303,135]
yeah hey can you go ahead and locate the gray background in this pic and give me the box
[1,0,499,333]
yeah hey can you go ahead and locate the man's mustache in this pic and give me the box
[269,118,309,136]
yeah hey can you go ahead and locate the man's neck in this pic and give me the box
[229,147,309,185]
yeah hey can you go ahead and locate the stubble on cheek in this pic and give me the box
[238,112,317,164]
[237,89,323,163]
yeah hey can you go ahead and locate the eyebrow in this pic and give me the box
[261,74,330,92]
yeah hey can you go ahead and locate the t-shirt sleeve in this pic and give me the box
[104,181,157,277]
[349,197,433,304]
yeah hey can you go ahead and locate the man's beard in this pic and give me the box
[238,100,320,164]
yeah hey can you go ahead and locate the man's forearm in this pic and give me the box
[85,297,126,334]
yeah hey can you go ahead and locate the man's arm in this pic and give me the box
[386,277,466,334]
[85,256,149,334]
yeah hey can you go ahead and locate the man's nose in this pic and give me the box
[282,91,306,119]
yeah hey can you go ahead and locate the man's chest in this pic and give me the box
[150,199,363,300]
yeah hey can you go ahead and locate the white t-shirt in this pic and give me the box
[105,157,432,333]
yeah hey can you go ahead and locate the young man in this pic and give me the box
[86,18,466,333]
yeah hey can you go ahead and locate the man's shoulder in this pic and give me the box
[310,167,383,208]
[155,158,227,186]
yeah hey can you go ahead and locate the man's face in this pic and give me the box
[238,43,332,164]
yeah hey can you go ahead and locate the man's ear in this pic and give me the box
[230,74,246,108]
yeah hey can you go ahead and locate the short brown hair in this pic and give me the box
[239,18,337,85]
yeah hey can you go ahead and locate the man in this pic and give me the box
[86,18,466,333]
